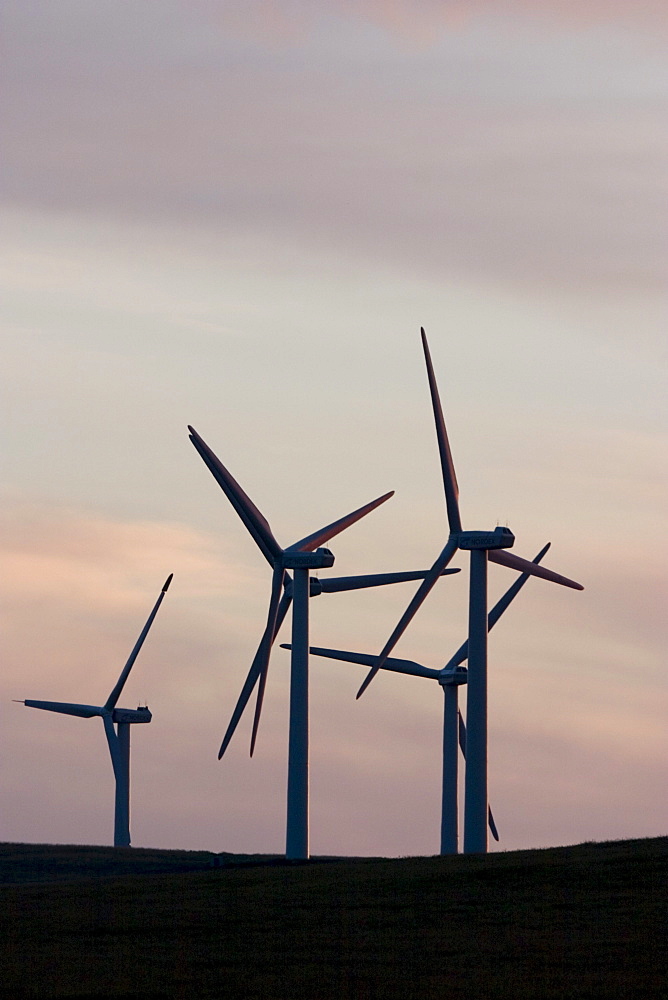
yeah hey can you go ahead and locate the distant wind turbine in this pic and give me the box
[189,426,401,859]
[17,575,172,847]
[358,329,584,854]
[283,542,551,854]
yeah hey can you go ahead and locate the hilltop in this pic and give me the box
[1,836,665,999]
[0,842,277,886]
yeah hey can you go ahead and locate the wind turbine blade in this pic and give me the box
[102,712,123,779]
[445,543,551,668]
[272,588,293,638]
[488,549,583,590]
[249,567,285,757]
[458,709,467,755]
[356,536,459,698]
[188,426,282,566]
[218,589,292,759]
[458,710,499,840]
[104,575,173,712]
[318,566,460,593]
[487,543,550,629]
[286,492,394,552]
[421,328,462,534]
[281,644,441,680]
[23,700,103,719]
[218,661,263,760]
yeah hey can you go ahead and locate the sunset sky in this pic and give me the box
[2,1,666,856]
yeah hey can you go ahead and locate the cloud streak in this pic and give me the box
[4,1,665,294]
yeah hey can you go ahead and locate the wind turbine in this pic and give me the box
[189,425,405,859]
[358,329,584,854]
[17,575,172,847]
[282,542,551,854]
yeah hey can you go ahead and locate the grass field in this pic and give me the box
[1,837,665,999]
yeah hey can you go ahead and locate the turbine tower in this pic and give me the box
[189,426,399,859]
[284,542,550,854]
[358,329,584,854]
[18,575,172,847]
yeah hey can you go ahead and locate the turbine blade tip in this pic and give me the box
[162,573,173,592]
[356,674,373,698]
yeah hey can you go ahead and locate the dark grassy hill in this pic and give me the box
[1,837,665,999]
[0,842,280,885]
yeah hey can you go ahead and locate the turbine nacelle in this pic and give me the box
[283,575,330,598]
[438,665,468,687]
[454,527,515,550]
[280,547,335,570]
[286,574,328,597]
[112,707,152,724]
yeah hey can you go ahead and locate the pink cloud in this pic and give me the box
[188,0,668,44]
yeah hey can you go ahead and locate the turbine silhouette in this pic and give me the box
[189,425,400,858]
[18,575,172,847]
[358,329,584,854]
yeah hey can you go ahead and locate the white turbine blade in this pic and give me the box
[272,588,294,638]
[488,549,583,590]
[444,543,551,668]
[318,566,460,593]
[218,661,264,760]
[23,700,103,719]
[286,491,394,553]
[218,589,292,759]
[188,426,282,565]
[357,536,459,698]
[487,543,551,629]
[102,711,123,779]
[104,574,173,712]
[458,708,467,754]
[281,644,441,681]
[421,328,462,534]
[249,566,285,757]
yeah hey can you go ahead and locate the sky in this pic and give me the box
[1,0,666,857]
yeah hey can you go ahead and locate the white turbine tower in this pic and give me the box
[283,542,551,854]
[18,575,172,847]
[358,329,584,854]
